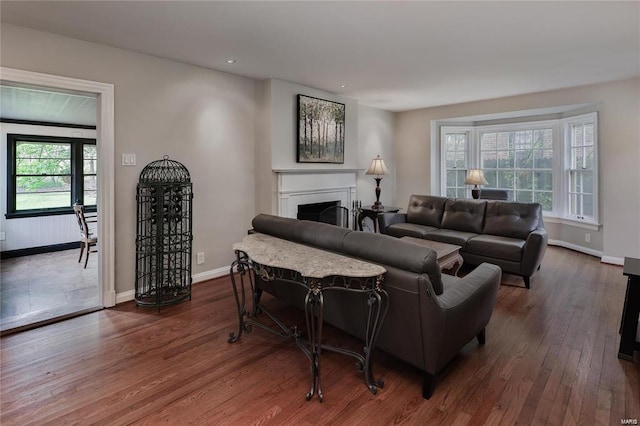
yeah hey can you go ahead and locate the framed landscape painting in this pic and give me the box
[297,95,345,163]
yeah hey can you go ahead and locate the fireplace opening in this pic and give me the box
[297,201,340,223]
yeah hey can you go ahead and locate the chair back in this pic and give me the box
[318,205,349,228]
[73,203,93,239]
[479,189,509,200]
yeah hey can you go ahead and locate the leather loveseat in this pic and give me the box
[379,195,547,289]
[249,213,502,399]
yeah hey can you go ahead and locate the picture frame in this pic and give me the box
[297,94,345,163]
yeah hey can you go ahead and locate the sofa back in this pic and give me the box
[441,199,487,233]
[482,201,543,240]
[406,195,447,227]
[250,214,444,295]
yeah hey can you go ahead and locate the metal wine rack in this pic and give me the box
[135,156,193,309]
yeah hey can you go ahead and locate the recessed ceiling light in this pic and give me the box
[226,59,236,64]
[340,84,347,88]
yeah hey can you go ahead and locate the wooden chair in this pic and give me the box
[73,203,98,268]
[318,205,349,228]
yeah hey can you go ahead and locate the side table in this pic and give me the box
[618,257,640,360]
[357,206,400,233]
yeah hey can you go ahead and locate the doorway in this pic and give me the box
[0,67,115,333]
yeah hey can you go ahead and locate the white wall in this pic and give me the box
[255,79,395,215]
[394,77,640,260]
[0,123,97,251]
[1,24,256,293]
[357,105,396,208]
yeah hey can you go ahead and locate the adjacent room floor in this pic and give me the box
[0,249,101,334]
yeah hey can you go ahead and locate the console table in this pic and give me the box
[228,233,388,401]
[618,257,640,361]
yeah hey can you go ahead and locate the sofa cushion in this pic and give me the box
[423,229,479,250]
[406,195,447,227]
[298,220,352,252]
[466,235,525,262]
[440,199,487,233]
[343,231,443,295]
[386,223,437,239]
[482,201,542,240]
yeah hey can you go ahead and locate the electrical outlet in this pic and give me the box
[196,252,205,265]
[585,233,591,243]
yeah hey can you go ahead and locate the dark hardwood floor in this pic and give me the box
[1,246,638,425]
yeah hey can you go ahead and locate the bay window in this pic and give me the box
[440,112,598,225]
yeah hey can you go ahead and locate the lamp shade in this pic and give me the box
[464,169,488,186]
[365,155,389,176]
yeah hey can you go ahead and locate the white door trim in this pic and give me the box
[1,67,116,307]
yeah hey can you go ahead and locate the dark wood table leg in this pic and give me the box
[619,258,640,361]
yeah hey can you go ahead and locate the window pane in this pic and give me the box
[481,133,496,150]
[484,170,497,187]
[583,195,593,217]
[455,152,466,169]
[516,191,533,203]
[84,190,97,206]
[16,176,70,210]
[446,188,456,198]
[570,194,579,215]
[445,152,456,169]
[497,132,511,150]
[456,188,467,199]
[516,171,533,190]
[16,142,71,175]
[446,170,456,187]
[535,191,553,212]
[572,124,583,147]
[497,151,513,169]
[456,170,466,186]
[583,146,594,169]
[584,124,594,146]
[582,171,593,194]
[534,171,553,191]
[533,149,553,169]
[481,151,497,169]
[515,150,533,169]
[498,170,515,188]
[572,147,583,169]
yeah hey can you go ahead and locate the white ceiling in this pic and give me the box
[1,1,639,112]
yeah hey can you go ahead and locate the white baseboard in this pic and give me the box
[192,266,230,283]
[115,289,135,304]
[114,265,231,305]
[600,256,625,266]
[548,239,603,258]
[548,239,624,265]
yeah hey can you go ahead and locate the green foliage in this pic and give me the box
[16,142,71,192]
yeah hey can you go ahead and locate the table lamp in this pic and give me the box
[464,169,488,199]
[365,155,389,209]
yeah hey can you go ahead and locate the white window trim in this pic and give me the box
[561,112,599,225]
[437,113,599,226]
[440,126,473,197]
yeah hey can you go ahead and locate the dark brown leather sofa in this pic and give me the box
[249,214,502,399]
[379,195,547,289]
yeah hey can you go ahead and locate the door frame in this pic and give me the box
[0,67,116,307]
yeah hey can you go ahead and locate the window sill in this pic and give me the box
[5,206,96,219]
[543,215,601,231]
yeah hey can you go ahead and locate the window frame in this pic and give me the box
[437,113,599,226]
[562,112,598,224]
[440,126,473,198]
[473,119,560,213]
[6,134,97,219]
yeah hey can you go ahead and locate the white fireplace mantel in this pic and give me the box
[275,169,359,220]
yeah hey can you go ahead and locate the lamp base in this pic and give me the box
[372,201,383,210]
[471,188,480,199]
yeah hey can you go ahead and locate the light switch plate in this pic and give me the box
[122,154,136,166]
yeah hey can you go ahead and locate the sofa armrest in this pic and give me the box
[521,228,548,276]
[378,212,407,234]
[421,263,501,373]
[437,263,501,310]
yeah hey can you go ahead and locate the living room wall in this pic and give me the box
[254,79,395,215]
[1,24,257,295]
[394,77,640,261]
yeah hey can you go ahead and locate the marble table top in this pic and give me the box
[233,233,386,279]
